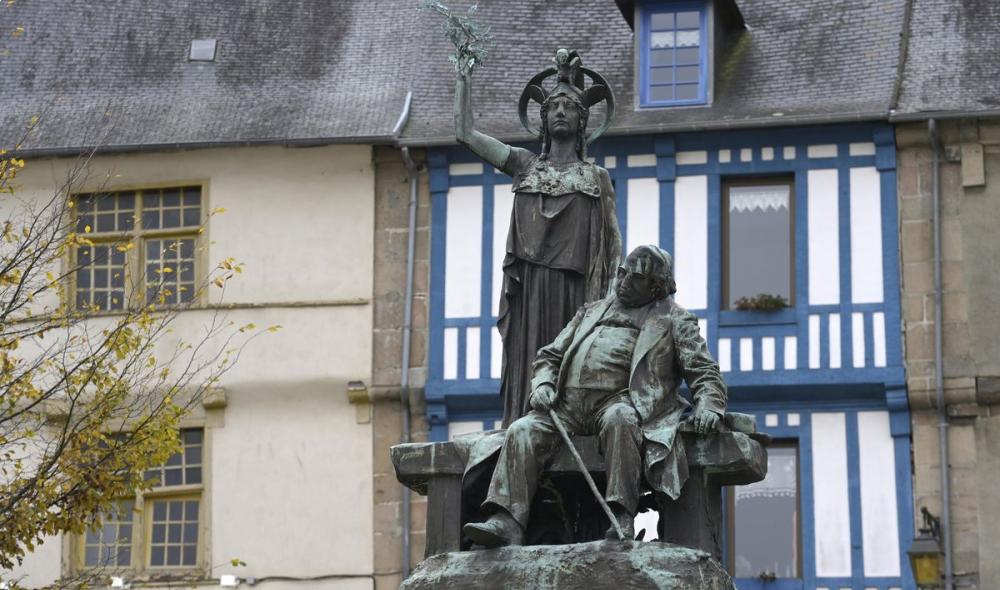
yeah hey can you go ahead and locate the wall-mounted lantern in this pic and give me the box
[907,506,943,588]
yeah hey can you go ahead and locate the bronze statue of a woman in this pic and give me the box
[455,49,622,426]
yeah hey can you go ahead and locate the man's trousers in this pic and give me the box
[483,388,643,528]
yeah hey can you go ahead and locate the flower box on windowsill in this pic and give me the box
[718,308,796,327]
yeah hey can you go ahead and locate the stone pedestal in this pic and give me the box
[392,414,768,559]
[400,540,735,590]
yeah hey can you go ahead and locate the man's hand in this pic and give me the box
[691,406,721,434]
[529,384,557,412]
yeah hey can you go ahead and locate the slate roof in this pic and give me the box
[0,0,411,153]
[1,0,996,154]
[399,0,907,144]
[895,0,1000,116]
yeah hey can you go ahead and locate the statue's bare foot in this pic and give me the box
[605,506,635,541]
[463,511,523,548]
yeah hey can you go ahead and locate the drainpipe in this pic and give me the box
[399,146,418,580]
[396,90,417,580]
[928,118,953,590]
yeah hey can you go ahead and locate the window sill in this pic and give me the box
[718,308,796,327]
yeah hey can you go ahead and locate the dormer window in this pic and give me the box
[639,2,708,107]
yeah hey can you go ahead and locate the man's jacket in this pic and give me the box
[530,294,727,499]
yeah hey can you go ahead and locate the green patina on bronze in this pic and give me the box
[451,45,622,427]
[407,9,768,583]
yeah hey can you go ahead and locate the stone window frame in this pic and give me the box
[71,183,206,312]
[73,427,208,577]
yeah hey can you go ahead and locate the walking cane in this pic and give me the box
[547,408,627,541]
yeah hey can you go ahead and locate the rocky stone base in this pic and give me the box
[400,541,735,590]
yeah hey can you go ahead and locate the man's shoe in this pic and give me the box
[463,511,524,548]
[605,507,635,541]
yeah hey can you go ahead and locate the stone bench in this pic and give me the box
[392,413,768,559]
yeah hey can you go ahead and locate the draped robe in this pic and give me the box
[497,147,622,426]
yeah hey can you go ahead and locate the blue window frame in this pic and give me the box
[639,1,709,107]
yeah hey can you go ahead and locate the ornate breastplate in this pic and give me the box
[512,158,601,198]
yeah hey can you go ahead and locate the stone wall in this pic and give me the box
[371,146,431,590]
[897,119,1000,589]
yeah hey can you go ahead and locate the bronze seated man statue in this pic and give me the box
[464,244,727,548]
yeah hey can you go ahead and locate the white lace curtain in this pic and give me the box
[729,185,790,213]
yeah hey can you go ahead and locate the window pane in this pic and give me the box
[677,65,700,83]
[162,189,181,208]
[146,428,204,488]
[144,187,201,229]
[75,240,130,311]
[85,546,99,566]
[96,195,116,211]
[733,446,799,578]
[143,210,160,229]
[182,186,201,206]
[650,48,674,66]
[676,84,700,100]
[182,545,197,566]
[183,428,203,445]
[118,192,136,211]
[82,500,134,568]
[726,183,793,309]
[149,497,199,569]
[97,213,115,232]
[650,12,674,30]
[676,47,700,65]
[94,268,108,287]
[650,31,674,49]
[183,208,200,226]
[77,213,95,233]
[75,192,136,234]
[164,468,183,486]
[649,85,674,102]
[183,522,198,543]
[650,67,673,85]
[676,29,701,47]
[677,10,700,28]
[145,238,197,306]
[162,208,181,228]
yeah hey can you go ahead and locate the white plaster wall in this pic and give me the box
[211,375,373,580]
[674,175,708,310]
[807,169,841,305]
[444,185,482,318]
[626,177,659,253]
[16,145,375,304]
[5,146,375,585]
[3,535,62,587]
[811,412,852,577]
